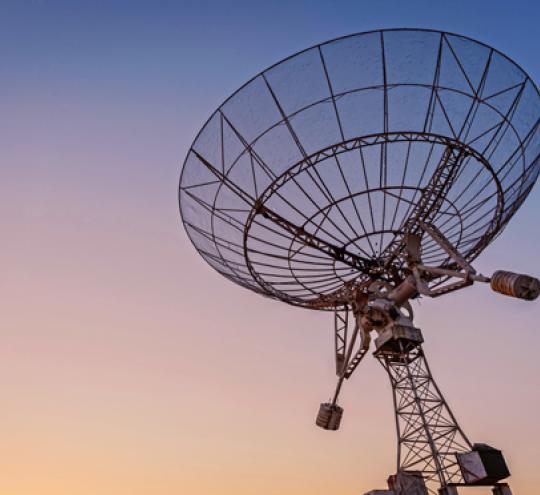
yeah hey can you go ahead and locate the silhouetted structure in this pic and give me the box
[179,29,540,495]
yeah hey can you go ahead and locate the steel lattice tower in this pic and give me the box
[377,344,472,493]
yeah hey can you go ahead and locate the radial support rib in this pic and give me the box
[191,148,374,274]
[257,205,374,273]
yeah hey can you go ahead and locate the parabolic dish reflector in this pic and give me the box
[179,29,540,309]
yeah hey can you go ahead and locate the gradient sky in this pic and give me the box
[2,1,540,494]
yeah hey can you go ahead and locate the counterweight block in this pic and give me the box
[316,403,343,430]
[457,444,510,485]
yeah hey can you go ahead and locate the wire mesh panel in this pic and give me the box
[179,29,540,309]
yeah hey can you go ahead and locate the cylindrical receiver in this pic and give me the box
[491,270,540,301]
[316,403,343,430]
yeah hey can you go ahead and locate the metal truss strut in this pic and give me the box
[334,308,348,375]
[382,144,469,269]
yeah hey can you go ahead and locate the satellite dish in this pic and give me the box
[179,29,539,495]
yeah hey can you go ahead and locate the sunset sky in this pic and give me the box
[2,1,540,494]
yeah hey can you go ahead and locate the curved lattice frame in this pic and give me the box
[179,29,540,310]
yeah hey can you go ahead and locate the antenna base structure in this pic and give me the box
[319,224,532,494]
[375,329,471,492]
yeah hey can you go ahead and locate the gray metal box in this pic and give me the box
[315,402,343,430]
[457,444,510,485]
[387,471,427,495]
[375,325,424,354]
